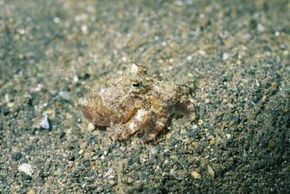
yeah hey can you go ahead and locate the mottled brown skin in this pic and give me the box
[81,63,195,142]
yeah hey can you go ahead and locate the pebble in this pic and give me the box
[73,75,79,83]
[40,113,51,130]
[226,133,231,140]
[127,177,134,184]
[81,25,88,34]
[191,170,202,179]
[53,17,60,24]
[222,52,229,60]
[30,84,43,93]
[18,163,33,176]
[17,28,26,35]
[187,55,193,61]
[87,123,95,131]
[209,138,216,145]
[83,152,91,160]
[207,165,215,177]
[109,180,116,185]
[257,23,265,32]
[27,189,36,194]
[58,91,70,101]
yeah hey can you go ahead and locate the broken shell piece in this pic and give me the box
[18,163,33,176]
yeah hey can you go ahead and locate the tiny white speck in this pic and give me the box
[186,55,192,61]
[18,29,26,35]
[222,52,229,61]
[257,23,265,32]
[121,56,127,62]
[73,75,79,83]
[81,25,88,34]
[198,50,206,56]
[53,17,60,24]
[192,124,198,129]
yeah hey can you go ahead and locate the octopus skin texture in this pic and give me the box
[81,63,196,143]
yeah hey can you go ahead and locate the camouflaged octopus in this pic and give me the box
[81,63,195,142]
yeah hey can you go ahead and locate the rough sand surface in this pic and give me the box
[0,0,289,193]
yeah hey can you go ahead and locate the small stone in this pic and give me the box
[53,17,60,24]
[17,28,26,35]
[58,91,70,101]
[27,189,36,194]
[7,102,14,108]
[81,25,88,34]
[40,113,50,130]
[170,169,175,175]
[73,75,79,83]
[83,152,91,160]
[257,23,265,32]
[103,150,108,156]
[191,170,201,179]
[222,52,229,60]
[198,50,206,56]
[121,56,127,62]
[87,123,95,131]
[79,149,84,155]
[30,84,43,92]
[127,177,134,184]
[18,163,33,176]
[207,165,215,177]
[109,180,116,185]
[209,138,216,145]
[67,161,74,169]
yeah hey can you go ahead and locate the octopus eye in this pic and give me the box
[132,82,141,87]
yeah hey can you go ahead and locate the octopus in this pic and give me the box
[80,63,196,142]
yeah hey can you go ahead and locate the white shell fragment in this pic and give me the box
[18,163,33,176]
